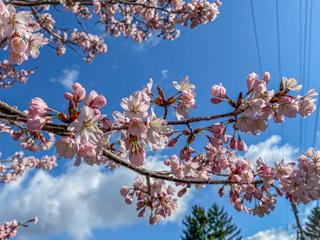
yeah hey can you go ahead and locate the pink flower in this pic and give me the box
[277,100,299,118]
[0,0,6,15]
[9,51,28,65]
[173,76,195,94]
[211,83,226,98]
[56,137,76,159]
[175,103,189,120]
[121,91,150,119]
[128,118,147,137]
[129,148,145,166]
[68,106,103,145]
[180,92,196,108]
[208,123,224,138]
[27,33,48,58]
[11,37,28,54]
[78,143,96,158]
[27,116,49,131]
[299,99,316,117]
[28,97,48,117]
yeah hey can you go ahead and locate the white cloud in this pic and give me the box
[51,67,79,90]
[244,135,299,164]
[133,34,161,52]
[161,69,169,80]
[246,228,294,240]
[0,156,191,240]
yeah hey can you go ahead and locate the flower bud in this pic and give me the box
[211,83,226,98]
[237,136,247,151]
[230,136,237,150]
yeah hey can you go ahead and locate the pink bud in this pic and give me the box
[211,97,222,104]
[211,83,226,98]
[178,188,188,197]
[138,209,145,218]
[102,117,113,131]
[167,138,178,147]
[230,136,237,150]
[72,82,86,102]
[125,196,133,205]
[91,95,107,108]
[64,92,73,101]
[246,72,258,91]
[120,186,129,197]
[218,186,224,197]
[237,137,247,151]
[263,72,270,83]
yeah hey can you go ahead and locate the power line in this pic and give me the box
[275,0,282,79]
[249,0,263,75]
[275,0,285,151]
[299,0,309,152]
[249,0,274,142]
[306,0,313,91]
[304,0,314,150]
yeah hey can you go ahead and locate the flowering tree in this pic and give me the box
[0,0,319,239]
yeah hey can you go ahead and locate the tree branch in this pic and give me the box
[0,100,263,186]
[6,0,93,7]
[102,149,263,185]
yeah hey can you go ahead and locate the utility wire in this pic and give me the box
[299,0,309,153]
[304,0,314,152]
[250,0,274,142]
[249,0,263,75]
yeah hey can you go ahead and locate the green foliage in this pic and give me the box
[305,206,320,240]
[181,204,242,240]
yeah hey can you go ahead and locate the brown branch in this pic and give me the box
[102,149,263,185]
[8,0,176,14]
[6,0,93,7]
[167,111,237,125]
[0,101,27,117]
[0,100,256,185]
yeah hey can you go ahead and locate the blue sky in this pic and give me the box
[0,0,319,239]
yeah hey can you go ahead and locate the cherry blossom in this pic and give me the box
[0,72,319,228]
[0,0,222,87]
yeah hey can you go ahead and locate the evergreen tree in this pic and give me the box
[305,206,320,240]
[182,204,242,240]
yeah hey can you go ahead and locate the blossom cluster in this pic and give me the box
[0,0,48,65]
[234,73,316,135]
[0,0,221,87]
[0,120,55,152]
[0,72,319,224]
[0,151,57,183]
[120,177,177,224]
[0,220,18,240]
[56,83,107,166]
[93,0,221,41]
[0,217,38,240]
[0,60,33,88]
